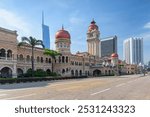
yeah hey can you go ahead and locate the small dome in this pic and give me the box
[88,19,98,31]
[55,26,70,39]
[111,53,118,58]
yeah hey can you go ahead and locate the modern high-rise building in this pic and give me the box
[123,37,143,65]
[101,36,117,57]
[42,12,50,49]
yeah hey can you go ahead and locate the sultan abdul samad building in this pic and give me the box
[0,20,136,78]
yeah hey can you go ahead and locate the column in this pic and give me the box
[12,63,17,78]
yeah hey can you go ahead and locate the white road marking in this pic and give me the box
[1,93,36,100]
[0,87,38,93]
[115,83,126,87]
[0,94,7,97]
[91,88,111,96]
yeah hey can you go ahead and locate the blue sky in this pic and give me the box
[0,0,150,63]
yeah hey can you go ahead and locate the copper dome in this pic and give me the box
[88,19,98,31]
[111,53,118,58]
[55,26,70,39]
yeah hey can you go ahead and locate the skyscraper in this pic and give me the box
[42,12,50,49]
[101,36,117,57]
[123,37,143,65]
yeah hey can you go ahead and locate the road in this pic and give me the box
[0,74,150,100]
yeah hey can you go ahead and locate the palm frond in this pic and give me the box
[18,42,29,46]
[21,37,31,43]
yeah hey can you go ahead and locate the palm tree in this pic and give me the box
[44,49,61,73]
[18,36,45,77]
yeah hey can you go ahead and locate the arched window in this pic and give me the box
[19,54,24,61]
[7,50,12,58]
[105,70,107,75]
[75,70,78,76]
[62,56,65,63]
[79,70,82,76]
[45,58,48,63]
[49,58,51,63]
[66,56,68,63]
[41,57,43,63]
[0,48,6,57]
[62,69,65,74]
[71,70,74,76]
[26,55,30,62]
[66,68,68,72]
[37,56,40,63]
[59,56,61,63]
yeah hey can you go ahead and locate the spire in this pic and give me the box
[91,18,96,24]
[62,24,64,30]
[42,11,44,25]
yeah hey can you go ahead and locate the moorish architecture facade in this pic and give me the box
[0,20,138,78]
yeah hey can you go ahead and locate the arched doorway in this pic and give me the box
[17,68,23,77]
[108,70,111,75]
[46,69,51,75]
[93,69,101,77]
[1,67,12,78]
[62,69,65,74]
[75,70,78,76]
[105,70,107,75]
[71,70,74,76]
[79,70,82,76]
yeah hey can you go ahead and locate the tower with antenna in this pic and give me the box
[42,11,50,49]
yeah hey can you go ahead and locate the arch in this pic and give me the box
[7,49,12,58]
[62,69,65,74]
[66,68,69,72]
[85,71,88,76]
[45,58,48,63]
[49,58,51,63]
[71,70,74,76]
[79,70,82,76]
[26,55,30,62]
[59,56,61,63]
[108,70,111,75]
[41,57,43,63]
[0,48,6,58]
[66,56,68,63]
[0,67,12,78]
[17,68,23,77]
[75,70,78,76]
[46,69,51,75]
[37,56,40,63]
[105,70,107,75]
[93,69,101,77]
[62,56,65,63]
[19,54,24,61]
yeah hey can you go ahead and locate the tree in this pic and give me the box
[18,36,45,77]
[44,49,61,73]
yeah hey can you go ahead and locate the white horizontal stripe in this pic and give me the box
[1,93,36,100]
[91,88,111,96]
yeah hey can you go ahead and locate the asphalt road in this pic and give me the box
[0,74,150,100]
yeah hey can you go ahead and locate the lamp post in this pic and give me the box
[111,53,119,76]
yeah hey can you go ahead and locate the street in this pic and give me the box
[0,74,150,100]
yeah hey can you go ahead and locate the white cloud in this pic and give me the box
[0,9,31,39]
[144,22,150,29]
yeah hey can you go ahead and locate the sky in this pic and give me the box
[0,0,150,64]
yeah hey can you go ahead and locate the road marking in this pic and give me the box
[91,88,111,96]
[1,93,36,100]
[0,87,38,93]
[115,83,126,87]
[0,94,7,97]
